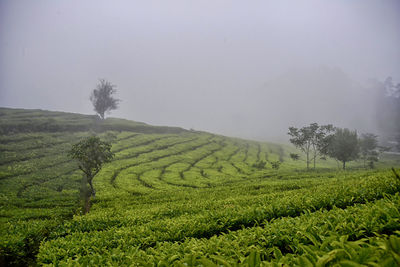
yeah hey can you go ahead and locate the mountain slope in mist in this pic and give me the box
[229,66,379,141]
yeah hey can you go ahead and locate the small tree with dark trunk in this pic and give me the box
[288,123,334,169]
[327,128,359,170]
[90,79,120,119]
[69,136,114,198]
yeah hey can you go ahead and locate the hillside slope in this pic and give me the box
[0,107,294,265]
[1,107,400,266]
[0,107,187,135]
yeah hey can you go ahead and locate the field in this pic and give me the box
[1,107,400,266]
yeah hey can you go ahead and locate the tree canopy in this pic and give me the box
[90,79,120,119]
[69,136,114,197]
[359,133,379,168]
[288,123,334,169]
[327,128,359,170]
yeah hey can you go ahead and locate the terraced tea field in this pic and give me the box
[1,107,400,266]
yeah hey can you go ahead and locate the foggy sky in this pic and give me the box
[1,0,399,141]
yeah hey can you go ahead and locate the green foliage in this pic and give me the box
[328,128,359,170]
[36,170,400,265]
[252,160,266,169]
[69,136,114,196]
[393,168,400,180]
[0,107,187,135]
[290,153,299,161]
[270,161,281,170]
[2,108,400,266]
[288,123,334,169]
[141,193,400,265]
[359,133,379,169]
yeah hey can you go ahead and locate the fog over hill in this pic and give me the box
[0,0,399,141]
[242,67,380,141]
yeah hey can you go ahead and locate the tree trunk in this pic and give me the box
[80,175,92,214]
[84,195,91,214]
[306,152,309,170]
[88,177,96,197]
[312,144,317,169]
[342,161,346,170]
[313,154,316,169]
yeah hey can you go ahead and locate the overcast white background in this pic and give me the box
[1,0,399,141]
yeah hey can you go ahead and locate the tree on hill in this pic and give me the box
[327,128,359,170]
[288,123,334,169]
[69,136,114,198]
[90,79,120,119]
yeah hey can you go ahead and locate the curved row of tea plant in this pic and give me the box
[0,123,295,265]
[38,193,400,265]
[36,170,400,264]
[0,129,166,265]
[2,107,399,266]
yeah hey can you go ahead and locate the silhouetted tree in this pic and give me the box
[288,123,334,169]
[359,133,379,168]
[327,128,359,170]
[375,77,400,147]
[290,153,299,161]
[90,79,120,119]
[69,136,114,197]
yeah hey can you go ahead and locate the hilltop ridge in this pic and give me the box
[0,107,188,135]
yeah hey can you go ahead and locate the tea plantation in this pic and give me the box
[1,107,400,266]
